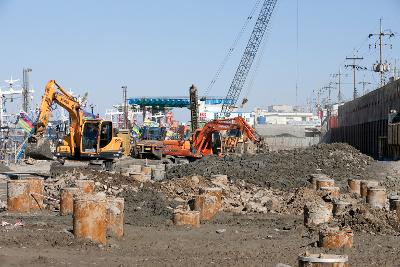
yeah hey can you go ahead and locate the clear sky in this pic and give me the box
[0,0,399,119]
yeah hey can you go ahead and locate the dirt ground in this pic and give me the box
[1,144,400,267]
[0,212,399,267]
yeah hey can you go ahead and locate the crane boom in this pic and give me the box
[221,0,277,115]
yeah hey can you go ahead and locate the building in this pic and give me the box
[267,104,294,113]
[198,97,255,126]
[254,107,319,126]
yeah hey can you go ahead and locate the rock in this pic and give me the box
[0,200,7,210]
[244,202,268,213]
[191,176,200,184]
[173,197,186,203]
[209,174,228,187]
[216,229,226,234]
[95,182,101,187]
[275,264,292,267]
[253,190,265,199]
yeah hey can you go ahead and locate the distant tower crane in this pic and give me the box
[221,0,278,115]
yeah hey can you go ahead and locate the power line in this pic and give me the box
[359,80,372,95]
[222,0,278,115]
[345,55,366,100]
[368,18,395,86]
[331,68,348,103]
[202,0,262,99]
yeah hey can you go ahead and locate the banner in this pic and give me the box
[16,111,34,133]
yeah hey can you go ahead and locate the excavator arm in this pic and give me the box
[192,117,262,156]
[27,80,83,160]
[34,80,81,136]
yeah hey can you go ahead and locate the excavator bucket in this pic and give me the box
[25,138,54,160]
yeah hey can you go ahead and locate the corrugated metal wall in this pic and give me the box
[330,79,400,158]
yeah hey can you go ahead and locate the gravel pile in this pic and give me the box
[167,143,373,190]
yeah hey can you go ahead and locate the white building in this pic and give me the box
[198,98,255,126]
[255,107,319,126]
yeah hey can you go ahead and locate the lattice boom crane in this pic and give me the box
[221,0,277,115]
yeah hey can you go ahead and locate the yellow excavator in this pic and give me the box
[26,80,123,170]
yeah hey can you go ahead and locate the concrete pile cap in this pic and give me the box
[319,225,340,233]
[317,178,335,182]
[200,187,222,193]
[298,253,348,263]
[361,180,379,186]
[368,186,386,191]
[75,193,106,203]
[320,225,352,234]
[61,187,82,193]
[309,173,330,179]
[305,202,329,209]
[320,186,340,190]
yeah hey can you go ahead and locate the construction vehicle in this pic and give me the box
[378,110,400,159]
[26,80,122,170]
[117,129,133,157]
[162,116,263,161]
[134,126,166,159]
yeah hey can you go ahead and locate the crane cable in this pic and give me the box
[241,0,279,108]
[202,0,262,100]
[241,23,271,108]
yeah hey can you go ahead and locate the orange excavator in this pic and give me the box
[162,117,263,161]
[26,80,122,170]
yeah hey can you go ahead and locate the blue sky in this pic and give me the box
[0,0,399,119]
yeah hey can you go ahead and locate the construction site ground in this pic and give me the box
[0,144,400,267]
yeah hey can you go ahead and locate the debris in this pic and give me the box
[1,220,24,229]
[167,144,373,190]
[216,228,226,234]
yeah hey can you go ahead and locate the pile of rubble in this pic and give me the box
[43,147,399,235]
[167,143,373,190]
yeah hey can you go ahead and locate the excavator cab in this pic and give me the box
[80,120,117,158]
[81,121,100,154]
[190,130,222,156]
[211,132,222,155]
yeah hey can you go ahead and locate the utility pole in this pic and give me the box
[359,80,372,96]
[345,55,366,100]
[122,86,128,129]
[369,18,395,86]
[321,85,334,106]
[394,59,399,80]
[321,84,334,118]
[22,68,32,113]
[331,68,347,103]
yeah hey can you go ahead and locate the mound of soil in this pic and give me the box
[167,143,373,191]
[119,188,175,227]
[335,204,400,235]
